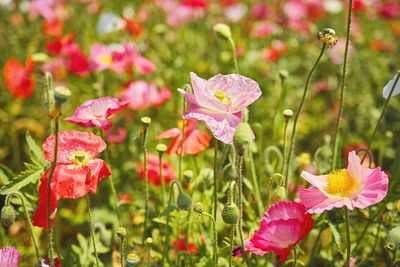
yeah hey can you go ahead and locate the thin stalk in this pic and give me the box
[179,102,186,181]
[87,194,100,267]
[308,226,323,264]
[271,78,286,137]
[228,37,239,73]
[8,193,40,263]
[247,150,263,216]
[293,246,297,267]
[229,226,235,267]
[146,242,152,267]
[213,139,218,221]
[285,44,326,187]
[235,155,250,266]
[344,208,351,267]
[159,151,166,207]
[331,0,353,169]
[282,119,289,176]
[142,123,149,245]
[203,212,218,267]
[120,235,126,267]
[185,210,191,251]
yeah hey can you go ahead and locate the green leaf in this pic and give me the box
[328,221,344,256]
[0,163,14,185]
[25,131,48,167]
[160,204,178,216]
[0,167,44,195]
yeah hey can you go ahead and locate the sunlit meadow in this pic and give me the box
[1,0,400,266]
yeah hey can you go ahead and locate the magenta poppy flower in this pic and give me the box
[245,201,313,262]
[65,97,128,130]
[32,130,111,229]
[179,72,262,144]
[0,247,20,267]
[298,151,389,214]
[121,81,171,110]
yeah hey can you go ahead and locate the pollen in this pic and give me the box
[325,169,358,198]
[214,90,232,106]
[98,54,112,65]
[68,150,92,169]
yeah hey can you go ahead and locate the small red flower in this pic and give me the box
[32,130,111,229]
[3,57,36,99]
[136,154,176,186]
[171,238,198,254]
[156,120,211,156]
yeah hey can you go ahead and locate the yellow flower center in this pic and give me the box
[214,90,232,106]
[325,169,358,197]
[98,54,112,65]
[177,120,185,130]
[69,150,92,169]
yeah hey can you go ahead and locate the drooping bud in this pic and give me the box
[54,86,71,105]
[221,203,239,225]
[116,227,127,239]
[176,192,193,211]
[233,122,253,156]
[141,117,152,127]
[213,23,232,41]
[1,205,16,227]
[283,109,294,122]
[127,253,140,266]
[386,226,400,250]
[318,28,338,47]
[271,186,286,202]
[193,202,205,214]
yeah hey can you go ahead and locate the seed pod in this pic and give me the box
[213,23,232,40]
[116,227,127,239]
[127,253,140,266]
[193,202,205,214]
[318,28,338,47]
[233,122,253,156]
[386,226,400,250]
[221,203,239,225]
[176,192,193,211]
[54,86,71,105]
[1,205,16,227]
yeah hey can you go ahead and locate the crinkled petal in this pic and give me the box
[0,247,20,267]
[354,167,388,209]
[190,72,226,111]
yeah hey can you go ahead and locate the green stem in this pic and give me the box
[307,226,323,264]
[203,212,218,267]
[213,139,218,221]
[8,193,40,263]
[159,151,166,207]
[87,194,100,267]
[120,236,126,267]
[147,242,151,267]
[293,246,297,267]
[228,37,239,73]
[247,149,263,216]
[229,226,235,267]
[235,155,250,266]
[344,208,351,267]
[331,0,353,170]
[285,44,326,187]
[179,99,186,181]
[282,120,289,176]
[271,78,286,137]
[142,125,149,245]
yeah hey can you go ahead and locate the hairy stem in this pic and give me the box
[87,194,100,267]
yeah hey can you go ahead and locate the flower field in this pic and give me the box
[1,0,400,266]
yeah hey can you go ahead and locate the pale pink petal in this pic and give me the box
[300,171,327,191]
[354,168,388,209]
[156,128,181,139]
[0,247,20,267]
[135,56,156,74]
[298,186,347,214]
[190,72,226,111]
[262,201,307,223]
[347,151,374,184]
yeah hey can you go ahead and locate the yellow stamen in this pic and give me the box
[325,169,358,197]
[98,54,112,65]
[69,150,92,169]
[214,90,232,106]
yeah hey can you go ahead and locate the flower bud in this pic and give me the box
[31,53,49,63]
[233,122,253,156]
[116,227,127,239]
[54,86,71,105]
[318,28,338,47]
[140,117,152,127]
[271,186,286,202]
[193,202,205,214]
[1,205,16,227]
[176,192,193,211]
[127,253,140,266]
[145,237,153,244]
[386,226,400,250]
[279,70,289,81]
[183,170,194,181]
[156,144,167,153]
[283,109,293,121]
[213,23,232,40]
[221,203,239,225]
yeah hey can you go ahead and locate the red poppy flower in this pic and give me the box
[156,120,211,156]
[3,57,36,99]
[32,130,111,229]
[171,238,198,254]
[136,154,176,186]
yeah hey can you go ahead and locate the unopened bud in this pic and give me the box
[156,144,167,153]
[318,28,337,47]
[127,253,140,266]
[386,226,400,250]
[283,109,294,121]
[54,86,71,105]
[213,23,232,40]
[233,122,253,156]
[146,237,153,244]
[116,227,127,239]
[271,186,286,202]
[193,202,205,214]
[221,203,239,225]
[183,170,194,181]
[279,70,289,81]
[140,117,152,127]
[1,205,16,227]
[177,192,193,211]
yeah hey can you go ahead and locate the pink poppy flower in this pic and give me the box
[136,154,176,186]
[89,44,113,71]
[32,130,111,229]
[65,97,127,130]
[155,0,206,27]
[298,151,389,214]
[0,247,20,267]
[179,72,262,144]
[29,0,66,22]
[121,81,171,110]
[156,119,212,156]
[105,127,128,144]
[245,201,313,262]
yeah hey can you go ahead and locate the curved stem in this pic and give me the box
[213,139,218,221]
[9,193,40,263]
[228,37,239,73]
[344,208,351,267]
[285,44,326,187]
[331,0,353,170]
[203,212,218,267]
[87,194,100,267]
